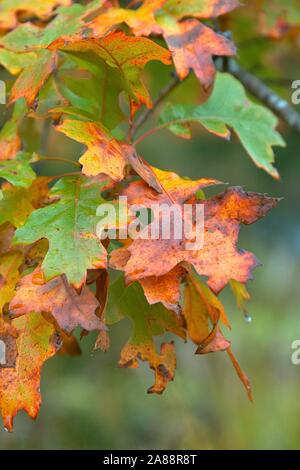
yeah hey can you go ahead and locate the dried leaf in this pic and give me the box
[10,268,104,334]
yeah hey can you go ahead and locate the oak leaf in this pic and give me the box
[0,251,23,314]
[0,99,27,161]
[10,50,58,107]
[0,312,60,431]
[106,276,185,393]
[0,0,71,31]
[0,177,50,228]
[111,183,279,294]
[0,152,36,188]
[162,18,236,89]
[160,73,286,178]
[48,30,171,109]
[10,268,104,334]
[13,176,108,287]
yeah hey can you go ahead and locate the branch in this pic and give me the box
[226,59,300,133]
[131,73,183,137]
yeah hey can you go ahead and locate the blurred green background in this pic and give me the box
[0,14,300,447]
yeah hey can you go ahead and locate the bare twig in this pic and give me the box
[131,73,183,138]
[226,59,300,133]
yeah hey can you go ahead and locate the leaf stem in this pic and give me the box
[38,156,82,168]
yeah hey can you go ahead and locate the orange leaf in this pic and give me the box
[0,0,71,31]
[10,50,58,107]
[111,180,279,294]
[10,268,104,334]
[49,31,171,109]
[0,312,60,431]
[163,19,236,89]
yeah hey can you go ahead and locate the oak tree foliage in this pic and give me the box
[0,0,296,430]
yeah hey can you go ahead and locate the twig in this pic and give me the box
[131,73,183,137]
[226,59,300,133]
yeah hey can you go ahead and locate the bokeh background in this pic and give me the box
[0,11,300,449]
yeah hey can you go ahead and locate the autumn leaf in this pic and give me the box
[162,0,240,19]
[0,251,23,314]
[56,120,128,181]
[10,268,104,334]
[0,2,105,52]
[161,18,236,89]
[10,50,58,107]
[160,73,286,178]
[56,119,166,190]
[0,152,37,188]
[86,0,236,88]
[106,276,185,393]
[140,265,185,313]
[0,319,18,368]
[0,177,50,228]
[0,223,15,256]
[0,99,27,161]
[13,176,108,287]
[0,312,60,431]
[86,0,167,37]
[230,279,251,316]
[49,30,171,109]
[110,184,279,294]
[0,0,71,31]
[0,48,37,76]
[51,55,125,129]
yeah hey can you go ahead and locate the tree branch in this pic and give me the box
[131,73,183,137]
[226,59,300,134]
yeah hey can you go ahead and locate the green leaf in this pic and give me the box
[0,177,49,228]
[159,73,286,178]
[14,176,108,287]
[59,54,125,129]
[0,151,36,188]
[0,2,104,52]
[0,99,27,161]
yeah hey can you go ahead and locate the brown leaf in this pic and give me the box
[110,181,279,294]
[10,268,104,334]
[140,265,185,313]
[0,312,60,431]
[163,19,236,89]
